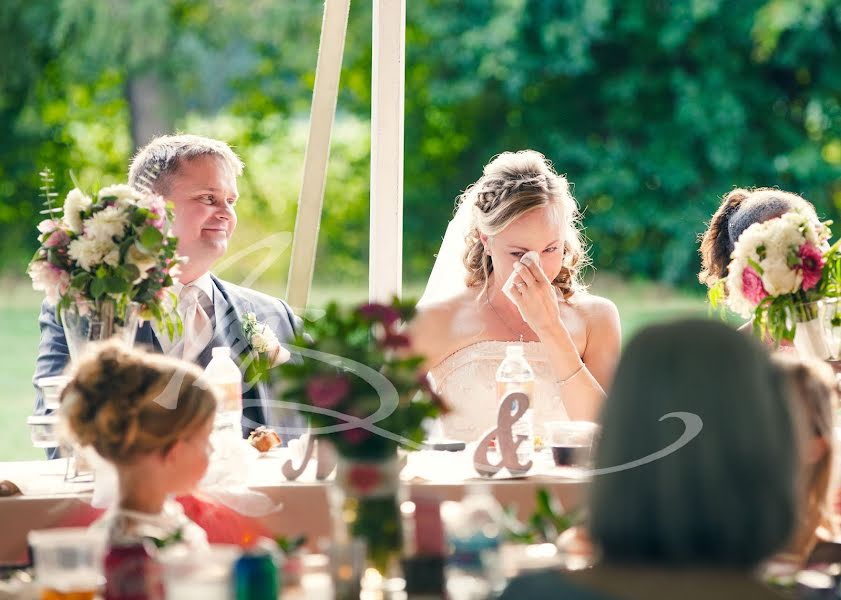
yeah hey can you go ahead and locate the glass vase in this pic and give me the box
[60,299,141,363]
[329,453,404,578]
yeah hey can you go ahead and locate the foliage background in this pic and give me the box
[2,0,839,286]
[1,1,840,459]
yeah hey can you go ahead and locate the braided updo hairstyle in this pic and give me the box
[461,150,589,299]
[699,187,819,287]
[60,340,217,464]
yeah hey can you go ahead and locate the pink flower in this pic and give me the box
[381,332,410,349]
[37,220,58,235]
[28,261,70,304]
[44,229,70,248]
[798,243,825,291]
[306,375,351,409]
[347,463,380,493]
[742,266,768,305]
[342,426,372,446]
[358,303,401,328]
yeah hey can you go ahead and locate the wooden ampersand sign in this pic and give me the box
[473,391,533,477]
[281,432,337,481]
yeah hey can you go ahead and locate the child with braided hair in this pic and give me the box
[60,340,216,548]
[412,150,621,441]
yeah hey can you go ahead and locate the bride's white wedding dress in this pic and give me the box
[427,340,570,442]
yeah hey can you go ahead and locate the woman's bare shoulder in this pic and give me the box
[567,292,620,324]
[409,289,483,367]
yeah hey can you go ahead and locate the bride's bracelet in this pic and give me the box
[560,362,585,384]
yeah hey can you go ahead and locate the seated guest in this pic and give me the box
[60,341,216,548]
[503,319,796,599]
[698,187,822,301]
[33,134,303,446]
[410,150,621,441]
[773,354,839,565]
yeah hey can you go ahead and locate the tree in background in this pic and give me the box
[1,0,839,289]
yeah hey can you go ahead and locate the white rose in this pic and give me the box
[62,189,92,234]
[251,331,270,353]
[68,236,118,271]
[725,260,754,317]
[85,206,129,241]
[761,257,802,296]
[99,184,143,207]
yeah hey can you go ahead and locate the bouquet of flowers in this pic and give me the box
[27,169,182,338]
[270,297,446,459]
[712,209,841,343]
[265,297,447,574]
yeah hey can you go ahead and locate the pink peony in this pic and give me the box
[342,426,373,446]
[742,266,768,305]
[798,243,825,291]
[44,229,70,248]
[28,261,70,304]
[37,219,58,235]
[358,303,401,328]
[306,375,351,409]
[347,463,380,493]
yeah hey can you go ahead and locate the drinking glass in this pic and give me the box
[544,421,599,469]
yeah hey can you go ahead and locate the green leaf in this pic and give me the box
[105,276,129,293]
[139,226,164,250]
[90,277,106,299]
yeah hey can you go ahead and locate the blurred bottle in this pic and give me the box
[103,541,163,600]
[203,346,243,432]
[496,345,535,460]
[442,484,506,599]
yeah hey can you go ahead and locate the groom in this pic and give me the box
[32,134,304,447]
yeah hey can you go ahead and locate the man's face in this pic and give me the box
[165,155,238,279]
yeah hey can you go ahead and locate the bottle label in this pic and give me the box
[215,380,242,412]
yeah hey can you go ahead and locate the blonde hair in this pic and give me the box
[128,133,244,195]
[60,340,218,464]
[699,187,818,288]
[460,150,589,299]
[773,353,839,561]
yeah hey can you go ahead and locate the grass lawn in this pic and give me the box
[0,274,711,462]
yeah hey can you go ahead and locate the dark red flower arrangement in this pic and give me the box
[270,297,447,460]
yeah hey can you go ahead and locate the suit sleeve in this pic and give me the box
[33,300,70,460]
[32,300,70,416]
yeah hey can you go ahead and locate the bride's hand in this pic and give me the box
[502,251,564,335]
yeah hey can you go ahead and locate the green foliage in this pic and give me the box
[272,297,446,460]
[505,487,580,544]
[2,0,841,290]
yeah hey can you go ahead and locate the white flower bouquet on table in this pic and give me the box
[711,209,841,349]
[27,169,183,345]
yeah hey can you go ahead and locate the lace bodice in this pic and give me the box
[427,341,569,442]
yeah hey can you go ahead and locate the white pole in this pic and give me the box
[369,0,406,303]
[286,0,351,312]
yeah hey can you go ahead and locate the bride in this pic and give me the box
[409,150,621,442]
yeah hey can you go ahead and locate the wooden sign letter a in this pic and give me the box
[473,391,533,477]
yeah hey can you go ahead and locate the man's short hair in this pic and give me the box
[128,134,244,194]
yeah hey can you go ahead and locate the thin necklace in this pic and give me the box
[486,292,525,342]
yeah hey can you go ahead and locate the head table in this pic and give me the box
[0,448,587,566]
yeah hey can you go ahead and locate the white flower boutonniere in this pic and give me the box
[243,312,291,367]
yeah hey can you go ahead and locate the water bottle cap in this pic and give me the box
[212,346,232,358]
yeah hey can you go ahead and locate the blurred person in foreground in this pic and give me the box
[503,319,798,600]
[33,134,303,447]
[772,354,839,566]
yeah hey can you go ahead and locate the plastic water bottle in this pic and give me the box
[442,483,506,598]
[203,346,243,432]
[496,344,535,460]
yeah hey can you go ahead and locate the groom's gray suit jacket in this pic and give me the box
[33,275,305,456]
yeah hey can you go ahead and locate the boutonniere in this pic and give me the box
[242,312,291,367]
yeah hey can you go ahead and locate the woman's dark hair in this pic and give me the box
[699,188,817,287]
[589,319,798,568]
